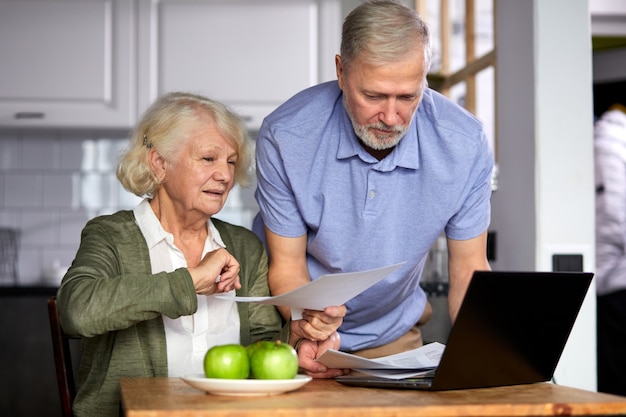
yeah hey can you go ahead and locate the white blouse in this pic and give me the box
[133,199,240,377]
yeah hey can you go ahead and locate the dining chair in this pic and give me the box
[47,296,76,417]
[0,228,20,284]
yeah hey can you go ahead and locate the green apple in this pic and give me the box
[203,344,250,379]
[249,340,299,380]
[246,340,275,359]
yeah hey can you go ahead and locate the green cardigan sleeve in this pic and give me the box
[57,210,198,337]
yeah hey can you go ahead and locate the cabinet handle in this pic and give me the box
[14,112,45,119]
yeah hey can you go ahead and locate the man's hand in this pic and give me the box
[293,305,346,341]
[296,332,349,378]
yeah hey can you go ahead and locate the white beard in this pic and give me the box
[343,95,414,151]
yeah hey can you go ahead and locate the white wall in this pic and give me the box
[492,0,596,391]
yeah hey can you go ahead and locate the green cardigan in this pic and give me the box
[57,211,288,417]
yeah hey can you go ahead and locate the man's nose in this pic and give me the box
[379,99,399,126]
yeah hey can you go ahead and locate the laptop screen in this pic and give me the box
[336,270,593,391]
[430,270,593,390]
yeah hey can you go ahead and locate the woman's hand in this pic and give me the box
[188,248,242,295]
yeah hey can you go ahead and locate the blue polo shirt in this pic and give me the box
[255,81,493,351]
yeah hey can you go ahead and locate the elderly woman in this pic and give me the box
[57,92,313,417]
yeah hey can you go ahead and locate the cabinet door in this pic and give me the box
[0,0,135,128]
[137,0,340,130]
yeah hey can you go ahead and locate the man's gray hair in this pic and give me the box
[340,0,431,74]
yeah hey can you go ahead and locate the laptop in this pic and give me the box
[335,270,594,391]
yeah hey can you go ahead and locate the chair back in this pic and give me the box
[0,228,20,284]
[47,296,76,417]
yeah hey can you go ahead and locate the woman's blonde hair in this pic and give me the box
[117,92,252,197]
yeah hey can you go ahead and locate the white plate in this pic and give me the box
[181,374,312,396]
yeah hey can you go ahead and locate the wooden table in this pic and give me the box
[120,377,626,417]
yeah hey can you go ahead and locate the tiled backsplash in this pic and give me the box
[0,130,259,286]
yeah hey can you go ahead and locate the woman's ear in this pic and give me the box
[148,147,167,182]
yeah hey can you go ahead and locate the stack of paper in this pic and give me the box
[316,342,445,379]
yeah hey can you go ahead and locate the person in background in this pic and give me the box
[56,92,340,417]
[254,0,493,374]
[594,102,626,396]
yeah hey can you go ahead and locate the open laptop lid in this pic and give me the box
[429,270,593,390]
[336,270,593,391]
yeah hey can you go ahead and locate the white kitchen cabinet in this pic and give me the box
[136,0,341,130]
[0,0,136,129]
[0,0,341,130]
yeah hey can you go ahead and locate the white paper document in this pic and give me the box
[212,262,404,320]
[316,342,445,379]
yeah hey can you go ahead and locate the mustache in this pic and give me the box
[368,122,404,133]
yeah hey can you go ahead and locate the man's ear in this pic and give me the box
[335,54,344,90]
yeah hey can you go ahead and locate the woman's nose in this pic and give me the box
[214,161,233,181]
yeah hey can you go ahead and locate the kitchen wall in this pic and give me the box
[0,129,259,286]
